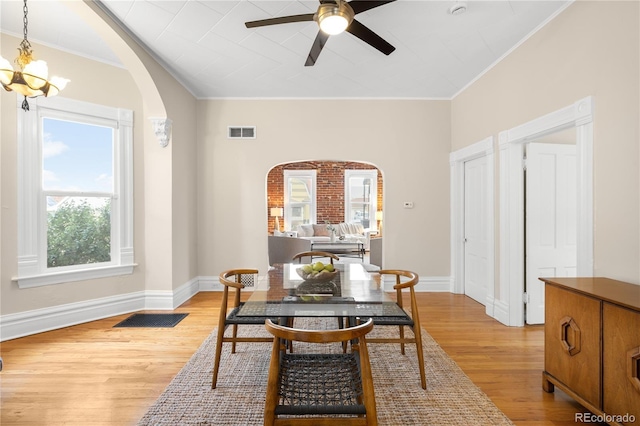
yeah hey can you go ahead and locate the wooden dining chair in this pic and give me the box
[364,269,426,389]
[292,251,339,264]
[212,269,274,389]
[264,318,378,426]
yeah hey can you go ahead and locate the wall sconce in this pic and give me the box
[271,207,283,233]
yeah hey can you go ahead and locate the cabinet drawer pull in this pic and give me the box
[628,346,640,393]
[560,316,581,356]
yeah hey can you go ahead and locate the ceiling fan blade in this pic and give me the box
[346,19,395,55]
[305,31,330,66]
[348,0,396,15]
[245,13,314,28]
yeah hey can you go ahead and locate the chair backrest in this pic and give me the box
[292,251,340,264]
[265,317,373,344]
[378,269,420,318]
[219,269,258,309]
[264,318,377,424]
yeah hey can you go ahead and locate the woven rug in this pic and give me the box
[138,319,514,425]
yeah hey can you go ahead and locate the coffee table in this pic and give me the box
[311,241,364,261]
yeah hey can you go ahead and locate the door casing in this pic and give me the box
[450,137,495,317]
[498,96,594,327]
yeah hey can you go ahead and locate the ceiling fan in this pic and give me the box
[245,0,396,66]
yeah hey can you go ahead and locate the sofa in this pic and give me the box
[267,235,311,266]
[292,222,374,250]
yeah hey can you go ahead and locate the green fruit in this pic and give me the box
[323,264,335,272]
[312,261,325,271]
[302,265,313,274]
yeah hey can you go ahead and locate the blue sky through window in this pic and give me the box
[42,118,113,192]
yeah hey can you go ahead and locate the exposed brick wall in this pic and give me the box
[267,161,383,232]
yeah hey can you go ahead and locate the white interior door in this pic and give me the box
[464,155,489,305]
[525,142,577,324]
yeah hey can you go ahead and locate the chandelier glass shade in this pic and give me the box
[0,0,69,111]
[317,1,354,35]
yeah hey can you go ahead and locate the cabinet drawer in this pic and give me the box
[545,284,602,408]
[603,302,640,424]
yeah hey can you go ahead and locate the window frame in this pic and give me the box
[16,96,135,288]
[344,170,378,230]
[283,170,317,231]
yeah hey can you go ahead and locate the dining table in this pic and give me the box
[236,262,407,320]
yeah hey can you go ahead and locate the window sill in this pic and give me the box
[13,264,137,289]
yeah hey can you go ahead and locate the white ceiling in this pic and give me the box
[0,0,570,99]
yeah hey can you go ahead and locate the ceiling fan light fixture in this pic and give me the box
[317,2,354,35]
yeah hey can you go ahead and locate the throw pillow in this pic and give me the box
[312,224,329,236]
[300,224,314,237]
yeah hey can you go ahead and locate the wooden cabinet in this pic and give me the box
[603,302,640,422]
[541,277,640,426]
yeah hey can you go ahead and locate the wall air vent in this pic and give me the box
[228,126,256,139]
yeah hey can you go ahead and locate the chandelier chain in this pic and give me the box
[23,0,28,41]
[17,0,32,69]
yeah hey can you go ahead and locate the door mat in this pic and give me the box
[114,313,189,328]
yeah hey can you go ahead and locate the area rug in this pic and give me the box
[138,319,514,425]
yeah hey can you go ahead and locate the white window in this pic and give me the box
[284,170,316,230]
[16,97,134,288]
[344,170,377,230]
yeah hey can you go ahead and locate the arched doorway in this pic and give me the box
[266,160,383,234]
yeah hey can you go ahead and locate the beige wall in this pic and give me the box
[74,0,199,292]
[196,99,451,278]
[0,34,146,314]
[2,0,639,327]
[452,1,640,283]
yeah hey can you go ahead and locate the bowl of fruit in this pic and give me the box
[296,261,338,282]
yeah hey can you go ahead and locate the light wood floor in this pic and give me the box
[0,292,603,425]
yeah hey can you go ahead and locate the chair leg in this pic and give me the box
[231,324,238,353]
[286,317,294,352]
[413,325,427,390]
[212,323,227,389]
[338,316,348,353]
[264,338,281,426]
[399,325,406,355]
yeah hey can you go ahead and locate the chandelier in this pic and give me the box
[0,0,69,111]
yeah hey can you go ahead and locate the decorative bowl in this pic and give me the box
[295,280,339,296]
[296,267,338,282]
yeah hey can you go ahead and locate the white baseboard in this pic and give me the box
[0,275,453,341]
[379,276,451,292]
[492,299,511,326]
[1,291,146,341]
[414,276,452,292]
[485,294,496,318]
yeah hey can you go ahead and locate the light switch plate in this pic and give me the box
[403,201,414,208]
